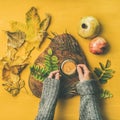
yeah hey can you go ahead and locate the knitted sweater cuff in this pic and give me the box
[43,78,60,97]
[76,80,99,96]
[35,78,60,120]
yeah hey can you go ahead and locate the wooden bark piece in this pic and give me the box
[29,33,89,98]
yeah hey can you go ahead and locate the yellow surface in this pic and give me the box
[0,0,120,120]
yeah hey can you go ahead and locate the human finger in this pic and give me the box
[77,64,84,80]
[55,72,60,80]
[48,70,59,78]
[78,64,90,74]
[78,64,91,81]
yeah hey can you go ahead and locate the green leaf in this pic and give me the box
[102,73,113,79]
[100,76,108,81]
[109,94,113,98]
[105,59,111,68]
[99,79,107,84]
[30,65,47,82]
[100,89,113,99]
[52,61,58,64]
[41,68,45,73]
[47,48,53,55]
[94,67,102,77]
[105,69,115,73]
[45,55,50,60]
[44,62,50,66]
[51,55,58,61]
[99,62,105,70]
[53,67,58,70]
[30,48,59,82]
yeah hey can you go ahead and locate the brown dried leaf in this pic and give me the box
[7,31,26,49]
[2,63,28,82]
[19,80,25,88]
[10,73,20,83]
[40,14,51,31]
[11,89,20,96]
[10,63,28,75]
[0,47,17,64]
[2,63,11,81]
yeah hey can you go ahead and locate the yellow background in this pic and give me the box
[0,0,120,120]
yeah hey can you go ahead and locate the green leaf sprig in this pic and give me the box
[100,89,113,99]
[30,48,58,82]
[30,65,48,81]
[44,48,59,73]
[94,59,115,99]
[94,59,115,84]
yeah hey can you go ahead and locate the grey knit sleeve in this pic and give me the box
[35,78,60,120]
[76,80,103,120]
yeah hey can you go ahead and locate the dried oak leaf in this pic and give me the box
[7,31,26,49]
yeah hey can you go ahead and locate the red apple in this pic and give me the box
[89,37,108,55]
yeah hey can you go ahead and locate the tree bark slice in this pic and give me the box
[28,33,89,98]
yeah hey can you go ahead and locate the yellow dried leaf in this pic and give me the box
[10,73,20,83]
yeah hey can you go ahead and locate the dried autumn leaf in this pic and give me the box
[19,80,25,88]
[25,7,41,41]
[7,31,26,49]
[40,14,51,31]
[26,7,41,29]
[10,21,27,33]
[10,63,28,75]
[10,7,41,42]
[6,47,17,61]
[10,73,20,83]
[9,43,34,66]
[2,63,28,81]
[0,47,18,65]
[2,63,11,81]
[11,89,20,96]
[2,82,13,92]
[10,7,51,48]
[38,31,48,48]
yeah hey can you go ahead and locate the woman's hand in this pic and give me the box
[48,70,60,80]
[77,64,92,82]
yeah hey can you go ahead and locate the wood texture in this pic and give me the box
[29,33,89,98]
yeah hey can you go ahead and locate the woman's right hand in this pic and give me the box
[77,64,92,82]
[48,70,60,80]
